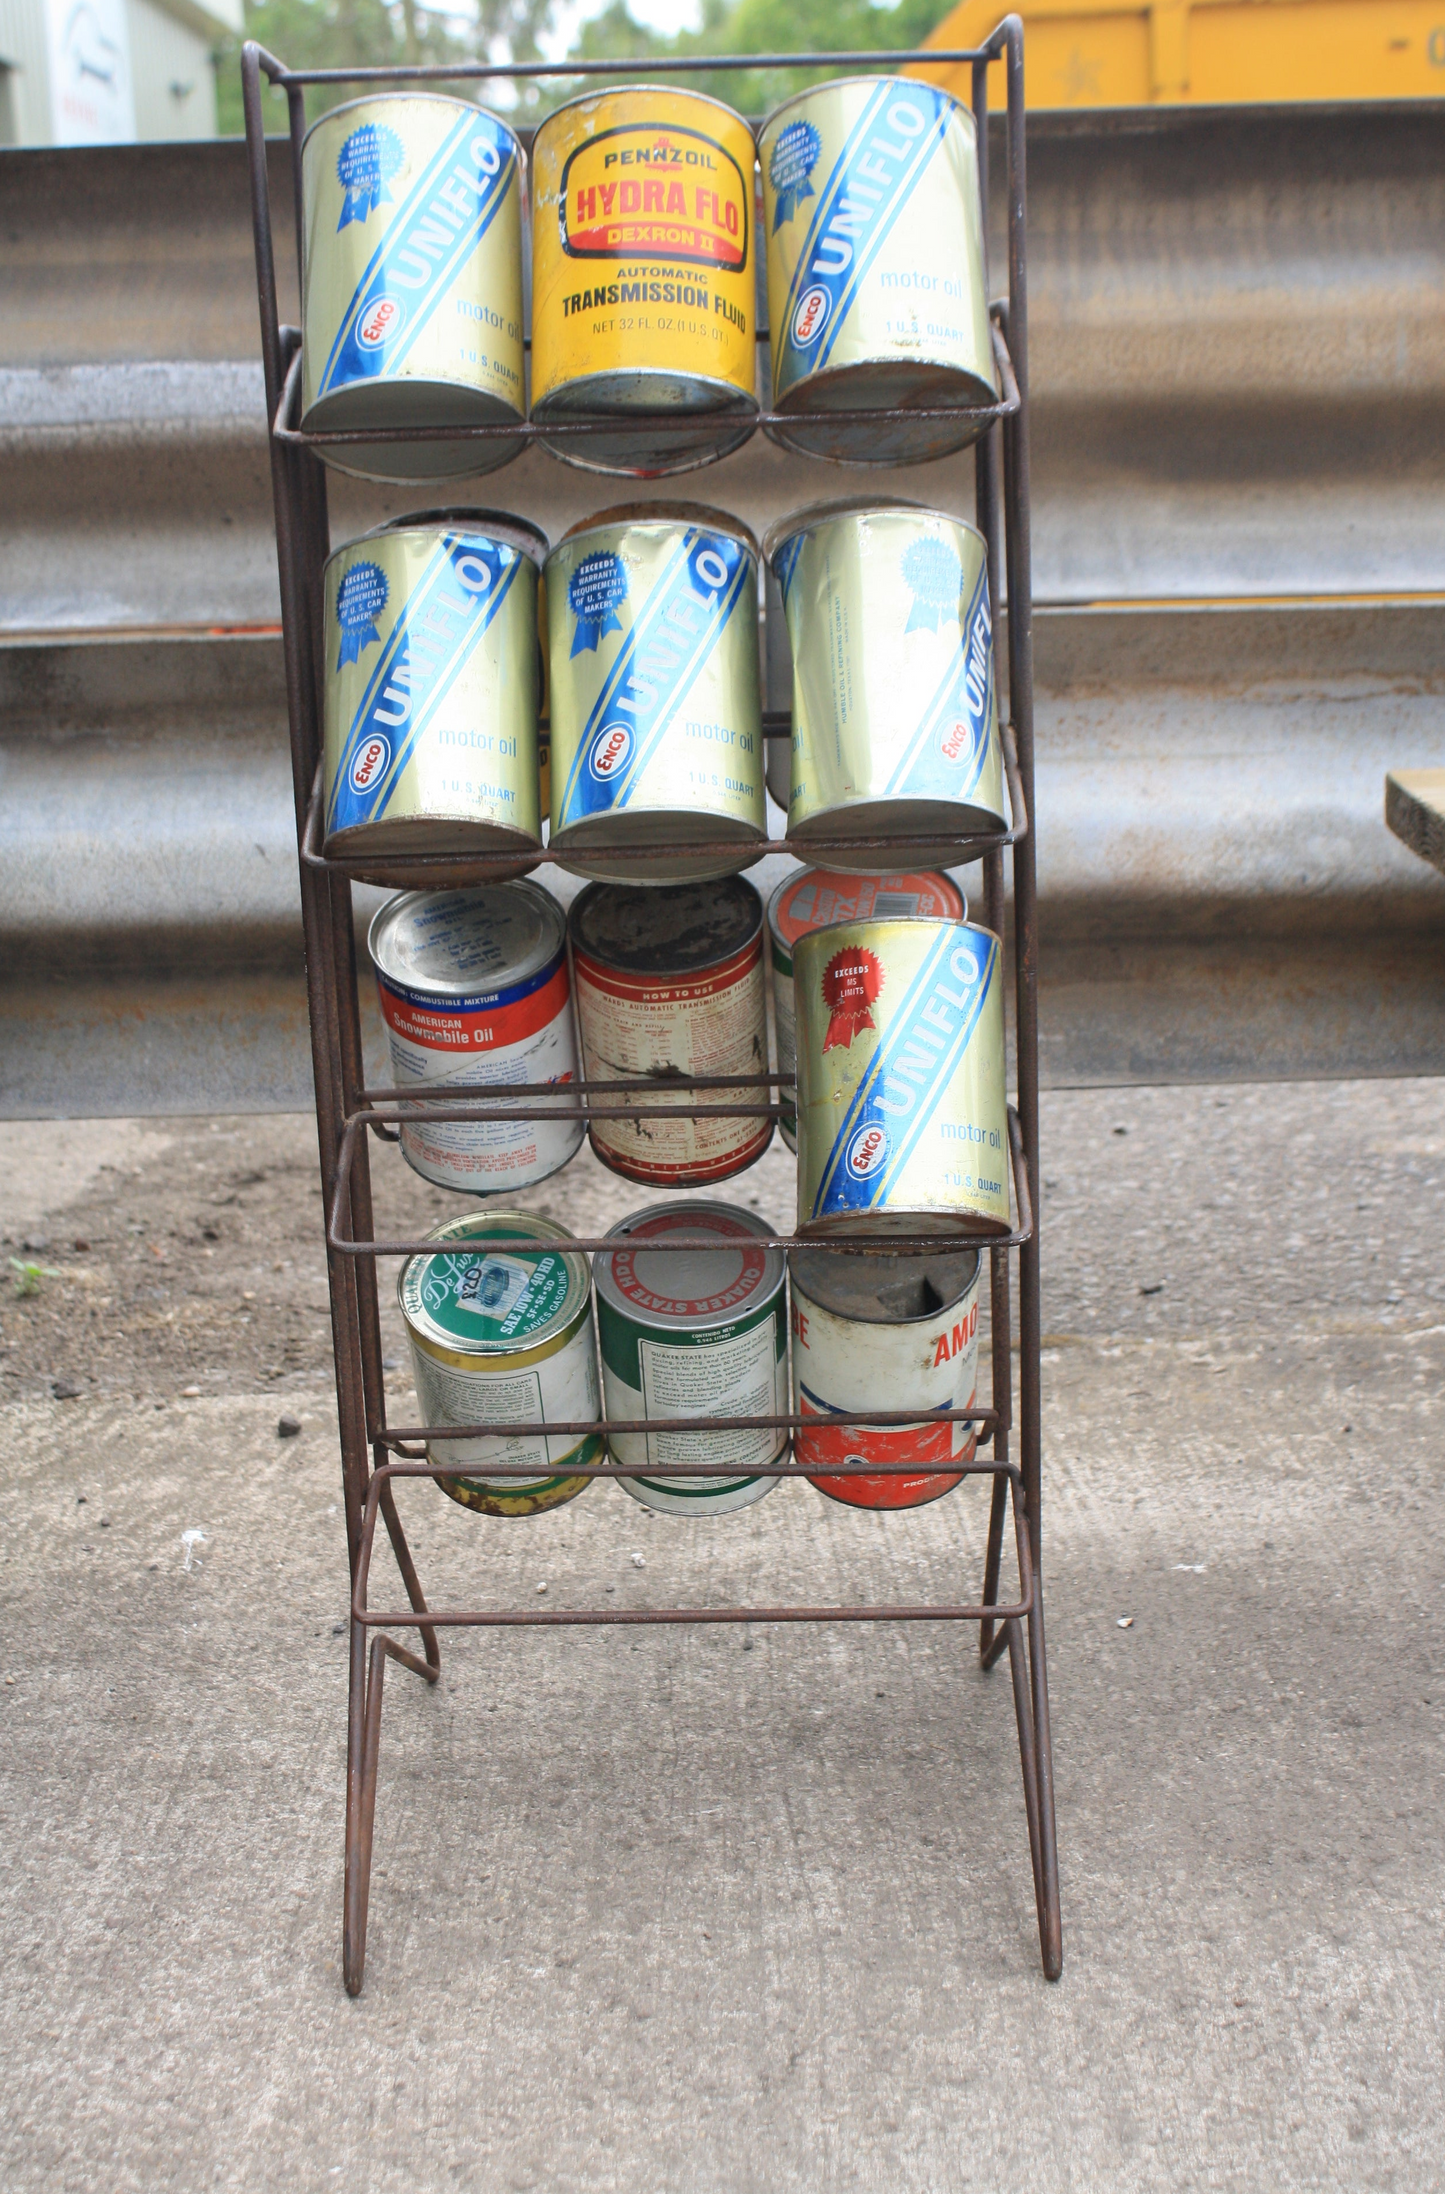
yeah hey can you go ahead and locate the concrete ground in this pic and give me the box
[1,1078,1442,2191]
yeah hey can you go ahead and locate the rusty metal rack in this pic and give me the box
[242,17,1060,1997]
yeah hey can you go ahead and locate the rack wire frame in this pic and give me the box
[241,18,1060,1996]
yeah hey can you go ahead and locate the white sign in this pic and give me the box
[44,0,136,145]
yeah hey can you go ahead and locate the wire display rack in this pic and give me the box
[242,19,1060,1995]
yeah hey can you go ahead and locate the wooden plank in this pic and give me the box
[1386,768,1445,877]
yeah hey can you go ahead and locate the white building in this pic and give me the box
[0,0,241,145]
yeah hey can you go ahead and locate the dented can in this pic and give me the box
[368,881,583,1194]
[323,510,547,886]
[398,1211,602,1517]
[767,500,1005,870]
[595,1200,787,1515]
[790,1243,980,1509]
[530,86,759,475]
[569,876,772,1187]
[794,916,1009,1238]
[759,78,997,464]
[545,504,766,883]
[300,95,525,482]
[767,867,966,1152]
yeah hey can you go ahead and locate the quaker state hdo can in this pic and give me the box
[323,510,546,885]
[367,882,583,1194]
[795,917,1009,1238]
[759,78,997,464]
[399,1212,601,1517]
[530,87,759,475]
[596,1201,786,1515]
[546,504,766,883]
[300,96,525,481]
[768,501,1005,870]
[768,868,966,1152]
[790,1244,980,1510]
[569,877,772,1187]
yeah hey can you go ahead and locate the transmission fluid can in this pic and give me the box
[530,86,759,475]
[767,867,966,1151]
[790,1243,980,1509]
[367,881,583,1194]
[545,504,766,883]
[595,1200,787,1515]
[399,1212,601,1517]
[767,500,1005,870]
[794,916,1009,1238]
[323,510,547,885]
[568,877,772,1187]
[300,94,525,481]
[759,78,997,463]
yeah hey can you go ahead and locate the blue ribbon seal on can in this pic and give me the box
[334,560,389,668]
[902,537,963,634]
[569,551,629,658]
[769,119,821,231]
[336,123,405,228]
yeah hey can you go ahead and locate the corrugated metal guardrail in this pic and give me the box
[3,108,1444,1115]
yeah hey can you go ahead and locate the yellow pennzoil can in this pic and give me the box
[530,86,760,475]
[300,94,526,482]
[759,78,996,464]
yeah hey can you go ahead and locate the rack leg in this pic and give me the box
[1004,1614,1043,1922]
[978,1471,1009,1670]
[1027,1569,1064,1980]
[344,1628,437,1995]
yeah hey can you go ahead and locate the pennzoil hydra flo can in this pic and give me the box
[768,867,966,1152]
[790,1243,980,1509]
[301,96,525,481]
[546,505,766,883]
[530,86,759,475]
[768,501,1005,871]
[323,511,546,885]
[368,882,582,1194]
[760,78,997,464]
[795,917,1009,1239]
[399,1212,602,1517]
[596,1201,786,1515]
[569,877,772,1187]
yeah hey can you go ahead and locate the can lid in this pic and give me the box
[399,1212,590,1358]
[789,1245,979,1325]
[535,82,753,143]
[554,501,758,561]
[595,1201,783,1330]
[368,881,565,998]
[763,497,985,573]
[340,507,549,571]
[569,876,761,976]
[759,76,970,144]
[302,92,525,165]
[768,869,967,956]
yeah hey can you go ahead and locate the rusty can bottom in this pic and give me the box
[767,358,996,467]
[326,817,542,889]
[301,379,525,484]
[551,811,768,886]
[788,797,1004,874]
[533,370,758,478]
[436,1460,596,1518]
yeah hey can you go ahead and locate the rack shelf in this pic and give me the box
[242,16,1061,1997]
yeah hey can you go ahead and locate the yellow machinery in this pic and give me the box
[916,0,1445,104]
